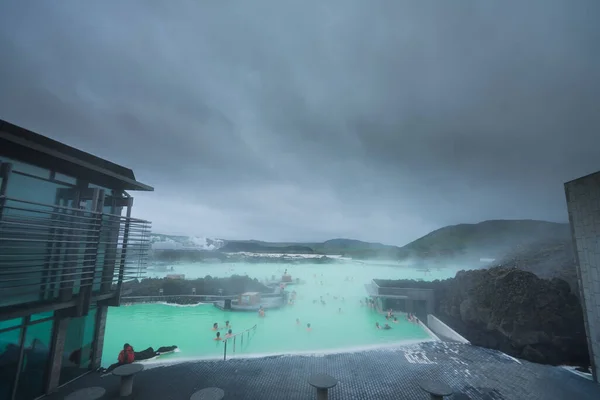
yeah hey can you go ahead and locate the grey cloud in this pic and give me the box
[1,0,599,244]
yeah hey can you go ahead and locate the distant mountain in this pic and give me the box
[218,241,314,254]
[149,219,572,264]
[399,219,571,261]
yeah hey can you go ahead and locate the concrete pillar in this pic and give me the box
[45,317,70,394]
[91,306,109,370]
[406,299,414,314]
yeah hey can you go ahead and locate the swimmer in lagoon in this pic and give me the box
[393,317,399,323]
[338,307,342,313]
[375,322,381,329]
[296,318,301,325]
[383,324,392,330]
[225,321,231,329]
[212,323,219,330]
[225,329,233,339]
[307,323,312,332]
[214,332,222,341]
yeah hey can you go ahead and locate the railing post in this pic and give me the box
[223,339,227,361]
[233,336,236,352]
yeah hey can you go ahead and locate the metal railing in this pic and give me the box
[223,324,257,360]
[0,195,151,306]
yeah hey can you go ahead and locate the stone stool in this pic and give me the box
[112,363,144,397]
[64,387,106,400]
[190,387,225,400]
[417,378,453,400]
[308,373,338,400]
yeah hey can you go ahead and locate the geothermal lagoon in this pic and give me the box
[101,260,465,367]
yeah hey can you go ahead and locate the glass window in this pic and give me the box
[30,312,53,322]
[89,183,113,197]
[0,318,22,331]
[0,171,88,306]
[59,308,97,384]
[15,318,53,400]
[54,172,77,185]
[4,169,68,205]
[2,158,50,180]
[0,325,22,399]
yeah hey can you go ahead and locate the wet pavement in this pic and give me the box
[47,341,600,399]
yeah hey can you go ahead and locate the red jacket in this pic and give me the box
[118,345,135,364]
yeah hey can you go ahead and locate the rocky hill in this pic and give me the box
[400,219,571,261]
[379,267,588,368]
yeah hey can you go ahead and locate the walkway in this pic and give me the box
[46,342,599,399]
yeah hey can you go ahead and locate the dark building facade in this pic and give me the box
[565,171,600,383]
[0,120,153,399]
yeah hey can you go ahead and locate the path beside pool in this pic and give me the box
[46,341,600,400]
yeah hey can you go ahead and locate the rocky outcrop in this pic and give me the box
[492,239,579,296]
[382,267,589,367]
[122,275,272,298]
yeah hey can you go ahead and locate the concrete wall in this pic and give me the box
[427,314,470,344]
[565,171,600,383]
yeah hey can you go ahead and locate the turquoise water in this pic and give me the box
[102,261,462,366]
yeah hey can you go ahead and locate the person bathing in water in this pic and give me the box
[296,318,301,325]
[212,322,219,330]
[225,321,231,330]
[225,329,233,339]
[214,332,222,341]
[306,323,312,331]
[375,322,381,329]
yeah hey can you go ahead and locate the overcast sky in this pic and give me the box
[1,1,599,245]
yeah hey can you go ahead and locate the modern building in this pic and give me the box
[0,119,153,399]
[565,171,600,383]
[364,279,435,320]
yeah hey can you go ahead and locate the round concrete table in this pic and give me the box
[418,379,453,400]
[113,363,144,397]
[64,386,106,400]
[308,373,338,400]
[190,387,225,400]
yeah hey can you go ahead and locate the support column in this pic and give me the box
[45,316,70,394]
[0,162,12,220]
[406,298,414,314]
[91,306,109,370]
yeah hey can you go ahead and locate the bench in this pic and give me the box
[417,378,453,400]
[112,363,144,397]
[190,387,225,400]
[307,373,338,400]
[64,387,106,400]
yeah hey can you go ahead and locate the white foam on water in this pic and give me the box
[154,301,208,308]
[134,338,437,368]
[123,301,208,308]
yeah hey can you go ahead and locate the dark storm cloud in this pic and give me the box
[1,0,599,243]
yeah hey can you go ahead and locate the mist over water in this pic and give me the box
[102,261,466,366]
